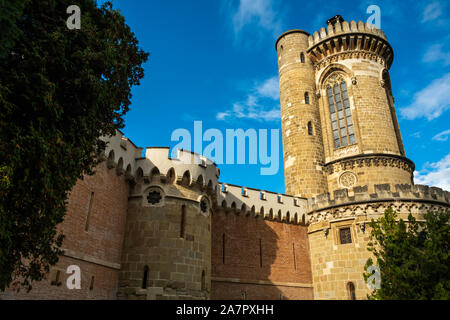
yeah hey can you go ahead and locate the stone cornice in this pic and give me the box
[323,153,415,174]
[307,32,393,70]
[307,198,449,225]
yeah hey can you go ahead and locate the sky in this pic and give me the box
[98,0,450,193]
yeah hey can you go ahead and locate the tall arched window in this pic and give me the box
[300,52,305,63]
[304,92,310,104]
[326,75,356,148]
[347,282,356,300]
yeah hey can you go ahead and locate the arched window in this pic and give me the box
[326,75,356,148]
[307,121,313,136]
[300,52,305,63]
[347,282,356,300]
[304,92,310,104]
[142,266,149,289]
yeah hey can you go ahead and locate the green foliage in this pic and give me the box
[364,207,450,300]
[0,0,31,59]
[0,0,148,291]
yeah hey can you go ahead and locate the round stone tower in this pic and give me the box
[276,30,328,198]
[307,16,414,195]
[116,147,219,300]
[277,16,414,198]
[278,16,446,301]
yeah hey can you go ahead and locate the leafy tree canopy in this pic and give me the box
[364,207,450,300]
[0,0,148,291]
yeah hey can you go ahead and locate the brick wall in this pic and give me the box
[0,161,129,299]
[211,209,313,300]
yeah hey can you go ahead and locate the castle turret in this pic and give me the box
[277,16,414,198]
[102,132,218,300]
[276,30,328,198]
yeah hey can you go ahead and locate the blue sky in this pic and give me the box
[100,0,450,193]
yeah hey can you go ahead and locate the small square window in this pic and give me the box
[339,227,352,244]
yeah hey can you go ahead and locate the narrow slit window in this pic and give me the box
[180,205,186,238]
[201,270,206,291]
[308,121,313,136]
[89,276,95,291]
[222,233,226,264]
[326,77,356,148]
[85,191,95,231]
[259,239,263,267]
[300,52,305,63]
[347,282,356,300]
[305,92,310,104]
[293,243,297,270]
[51,270,61,286]
[142,266,149,289]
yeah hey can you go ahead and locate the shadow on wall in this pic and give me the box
[211,194,313,300]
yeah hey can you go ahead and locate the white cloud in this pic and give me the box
[432,129,450,141]
[422,1,442,23]
[217,76,281,122]
[231,0,282,37]
[256,76,280,100]
[399,73,450,121]
[414,154,450,191]
[216,101,280,122]
[410,131,422,139]
[423,43,450,66]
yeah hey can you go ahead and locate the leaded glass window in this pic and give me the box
[339,227,352,244]
[326,76,356,148]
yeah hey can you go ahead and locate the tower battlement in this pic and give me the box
[307,19,393,69]
[102,131,219,191]
[216,183,308,224]
[308,20,387,47]
[307,183,450,222]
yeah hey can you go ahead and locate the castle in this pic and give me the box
[1,16,449,300]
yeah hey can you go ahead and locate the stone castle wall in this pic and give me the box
[307,184,450,299]
[117,177,212,300]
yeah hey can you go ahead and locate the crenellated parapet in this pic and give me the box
[101,131,220,192]
[307,20,393,70]
[307,184,450,225]
[215,183,309,225]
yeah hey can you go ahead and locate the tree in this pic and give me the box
[0,0,149,291]
[364,207,450,300]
